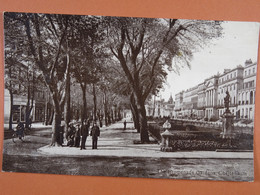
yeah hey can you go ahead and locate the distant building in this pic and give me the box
[174,59,257,121]
[4,88,48,123]
[237,60,257,120]
[174,91,184,118]
[146,95,175,118]
[182,85,198,118]
[217,65,244,118]
[204,75,219,119]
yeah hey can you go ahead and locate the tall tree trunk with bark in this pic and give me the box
[134,93,149,142]
[80,84,88,122]
[102,91,108,126]
[92,83,97,122]
[152,96,156,117]
[64,57,71,137]
[50,90,62,146]
[25,85,34,129]
[130,93,140,132]
[48,108,54,125]
[8,88,14,130]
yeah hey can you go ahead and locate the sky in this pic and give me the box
[159,21,260,101]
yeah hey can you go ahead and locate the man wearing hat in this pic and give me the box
[90,122,100,149]
[80,119,90,150]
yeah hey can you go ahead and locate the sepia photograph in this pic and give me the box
[2,12,259,181]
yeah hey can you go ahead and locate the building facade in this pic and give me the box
[4,88,48,123]
[174,59,258,121]
[237,60,257,120]
[182,86,198,118]
[146,95,175,118]
[174,91,184,118]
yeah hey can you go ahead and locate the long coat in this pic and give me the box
[90,126,100,138]
[80,124,89,137]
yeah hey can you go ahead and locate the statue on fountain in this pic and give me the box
[224,90,231,113]
[221,90,235,139]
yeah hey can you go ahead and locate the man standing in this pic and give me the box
[123,120,127,130]
[74,123,81,147]
[16,119,25,140]
[80,119,90,150]
[90,122,100,149]
[67,123,75,147]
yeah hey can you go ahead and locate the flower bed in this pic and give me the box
[162,132,253,151]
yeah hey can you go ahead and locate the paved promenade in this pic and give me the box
[38,120,253,159]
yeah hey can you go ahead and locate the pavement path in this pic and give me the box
[38,120,253,159]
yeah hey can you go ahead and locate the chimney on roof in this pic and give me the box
[224,69,231,73]
[245,59,252,66]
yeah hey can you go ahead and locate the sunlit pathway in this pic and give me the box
[3,120,254,181]
[38,120,253,159]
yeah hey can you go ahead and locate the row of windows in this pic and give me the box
[219,71,237,84]
[240,107,253,119]
[218,96,236,106]
[238,91,254,104]
[244,67,256,77]
[219,84,236,94]
[243,81,254,89]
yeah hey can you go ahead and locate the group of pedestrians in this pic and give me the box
[66,120,100,150]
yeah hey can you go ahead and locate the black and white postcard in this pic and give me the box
[2,12,259,181]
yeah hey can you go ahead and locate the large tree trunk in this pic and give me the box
[107,111,111,125]
[8,88,13,130]
[81,84,87,122]
[111,108,114,123]
[25,87,34,129]
[138,104,149,142]
[92,83,97,122]
[51,111,62,146]
[64,63,71,137]
[50,91,62,146]
[44,97,49,126]
[114,105,117,121]
[103,92,108,126]
[135,94,149,143]
[152,96,156,117]
[48,108,54,125]
[130,93,140,132]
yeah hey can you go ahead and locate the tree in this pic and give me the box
[4,15,40,130]
[4,13,72,146]
[70,15,106,122]
[107,17,223,142]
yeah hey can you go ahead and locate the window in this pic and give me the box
[253,67,255,73]
[234,72,236,77]
[245,70,247,76]
[227,75,229,80]
[234,84,235,90]
[249,69,251,75]
[230,74,232,79]
[250,91,253,104]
